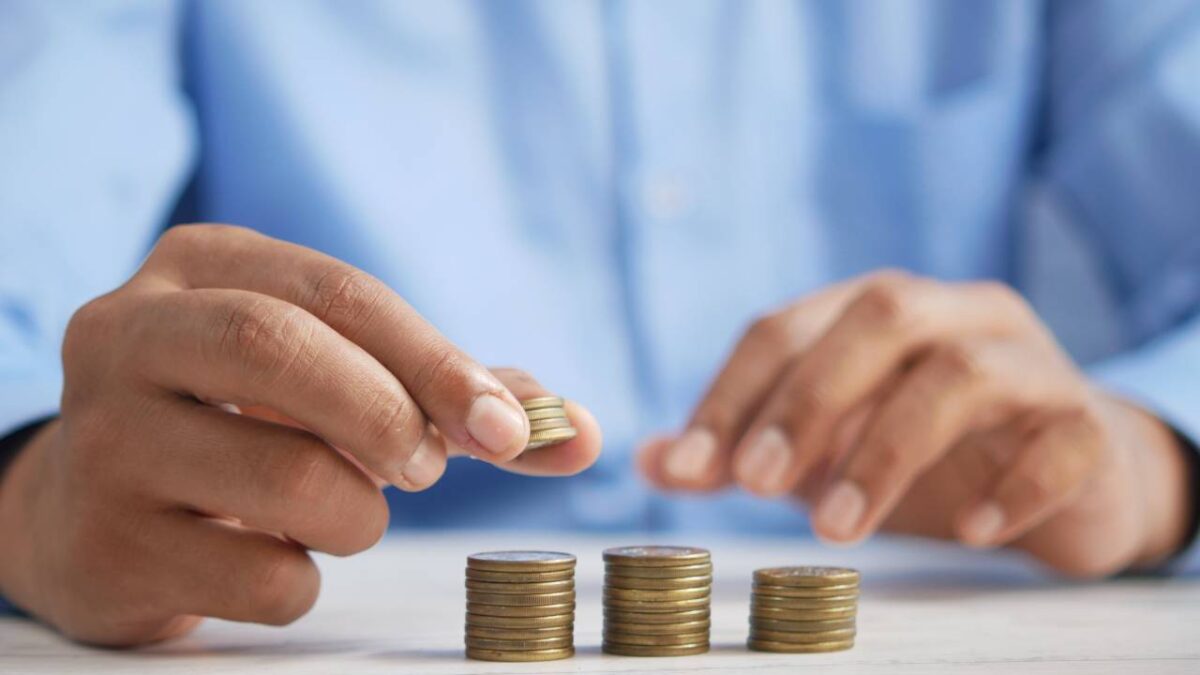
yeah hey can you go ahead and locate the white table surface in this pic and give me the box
[1,531,1196,674]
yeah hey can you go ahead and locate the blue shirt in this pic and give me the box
[2,0,1200,565]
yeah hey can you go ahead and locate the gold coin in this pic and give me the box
[525,406,568,421]
[466,567,575,583]
[521,396,565,411]
[750,617,856,633]
[467,590,575,606]
[604,586,710,602]
[603,608,711,625]
[466,646,574,662]
[747,638,854,653]
[753,566,860,587]
[603,596,710,612]
[466,579,575,594]
[466,602,575,618]
[528,417,574,432]
[753,582,859,598]
[749,627,856,643]
[526,427,578,450]
[603,546,711,567]
[605,562,713,579]
[605,574,712,590]
[603,619,711,635]
[465,624,573,640]
[467,551,575,573]
[602,642,709,657]
[466,612,574,629]
[750,606,856,622]
[466,636,574,651]
[751,595,857,610]
[603,631,709,646]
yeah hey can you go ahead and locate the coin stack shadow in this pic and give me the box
[521,396,577,450]
[748,566,859,653]
[602,546,712,657]
[465,551,576,662]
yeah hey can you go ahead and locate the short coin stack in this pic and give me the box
[521,396,577,450]
[602,546,712,657]
[465,551,576,662]
[748,566,859,653]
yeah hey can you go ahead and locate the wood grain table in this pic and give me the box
[2,531,1196,674]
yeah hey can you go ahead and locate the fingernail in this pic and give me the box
[466,393,527,456]
[960,501,1005,546]
[399,437,442,490]
[664,428,718,482]
[735,426,793,494]
[814,481,866,539]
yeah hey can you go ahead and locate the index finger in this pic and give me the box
[141,225,529,461]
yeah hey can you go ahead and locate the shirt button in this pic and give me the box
[640,174,690,221]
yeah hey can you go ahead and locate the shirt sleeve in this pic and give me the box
[0,0,194,613]
[1041,0,1200,571]
[0,0,194,439]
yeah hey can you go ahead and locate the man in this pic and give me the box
[1,0,1198,647]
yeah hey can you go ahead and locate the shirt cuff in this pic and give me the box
[1089,323,1200,575]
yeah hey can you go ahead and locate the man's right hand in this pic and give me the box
[0,225,602,646]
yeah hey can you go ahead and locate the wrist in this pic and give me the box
[1106,398,1195,568]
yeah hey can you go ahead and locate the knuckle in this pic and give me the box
[929,342,986,385]
[63,295,119,371]
[788,378,838,423]
[216,299,314,381]
[335,492,391,556]
[865,438,908,478]
[275,449,335,511]
[308,267,387,331]
[357,386,424,452]
[251,552,319,625]
[852,279,915,330]
[407,346,468,403]
[744,313,794,351]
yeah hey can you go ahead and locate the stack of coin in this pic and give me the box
[748,566,859,653]
[465,551,576,662]
[602,546,712,657]
[521,396,577,450]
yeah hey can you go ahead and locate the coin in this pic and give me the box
[603,619,711,635]
[520,396,564,410]
[749,627,856,643]
[753,566,859,587]
[465,567,575,583]
[465,624,574,640]
[605,562,713,579]
[602,642,709,657]
[603,608,711,625]
[465,636,574,651]
[749,616,856,633]
[466,612,574,629]
[753,582,859,598]
[604,586,710,602]
[467,551,575,573]
[466,602,575,618]
[466,646,574,662]
[750,604,856,620]
[603,631,709,647]
[465,579,575,594]
[747,638,854,653]
[528,417,574,432]
[603,596,710,612]
[603,546,711,567]
[468,590,575,606]
[526,427,578,450]
[605,574,712,590]
[751,595,856,610]
[524,406,568,421]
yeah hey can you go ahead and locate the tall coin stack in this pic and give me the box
[748,566,859,653]
[465,551,576,662]
[602,546,712,657]
[521,396,577,450]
